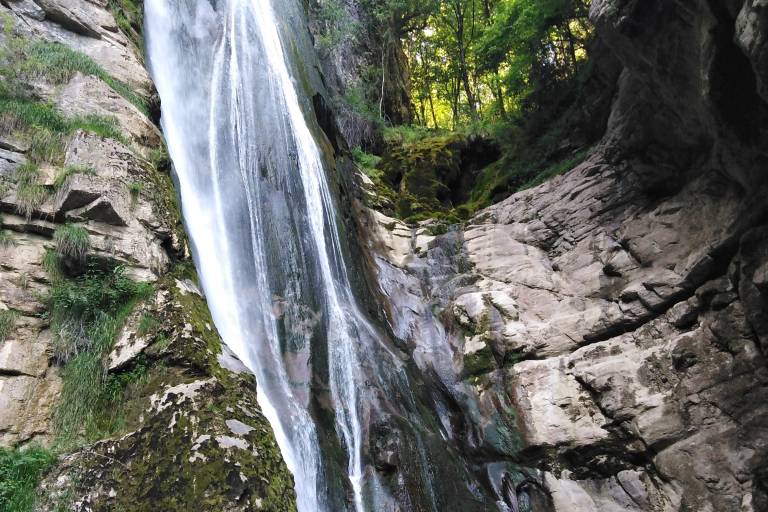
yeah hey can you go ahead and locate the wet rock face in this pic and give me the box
[355,1,768,510]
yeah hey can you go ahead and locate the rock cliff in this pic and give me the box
[353,0,768,510]
[0,1,295,510]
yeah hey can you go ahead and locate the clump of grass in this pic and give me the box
[13,162,49,219]
[0,229,14,248]
[41,249,63,282]
[53,224,90,262]
[53,164,96,190]
[0,445,57,512]
[154,333,171,351]
[48,264,152,441]
[127,180,142,201]
[0,309,19,342]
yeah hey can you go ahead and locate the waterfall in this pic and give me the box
[144,1,426,510]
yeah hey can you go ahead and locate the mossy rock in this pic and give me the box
[36,270,297,512]
[378,134,500,220]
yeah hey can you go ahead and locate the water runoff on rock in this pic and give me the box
[144,1,447,510]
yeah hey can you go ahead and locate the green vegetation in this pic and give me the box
[351,147,382,179]
[136,313,160,338]
[0,445,57,512]
[3,29,148,114]
[0,309,19,342]
[0,19,129,221]
[53,224,91,262]
[128,180,143,200]
[324,0,597,218]
[41,249,64,282]
[0,97,124,164]
[107,0,145,54]
[53,164,96,190]
[0,229,14,248]
[47,263,152,443]
[13,162,48,219]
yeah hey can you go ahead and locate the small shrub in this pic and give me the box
[0,309,19,342]
[0,445,57,512]
[53,224,90,261]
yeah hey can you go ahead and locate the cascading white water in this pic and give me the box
[144,1,415,510]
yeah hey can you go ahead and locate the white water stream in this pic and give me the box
[144,1,410,510]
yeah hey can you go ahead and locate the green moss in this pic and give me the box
[0,445,57,512]
[60,376,297,512]
[462,344,496,378]
[37,265,297,511]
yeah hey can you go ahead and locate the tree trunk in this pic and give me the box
[428,89,439,129]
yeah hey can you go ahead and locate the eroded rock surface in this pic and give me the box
[358,1,768,510]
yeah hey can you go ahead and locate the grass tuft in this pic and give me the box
[0,229,14,248]
[136,313,159,337]
[0,309,19,342]
[127,180,143,200]
[0,445,57,512]
[41,249,63,282]
[53,224,90,261]
[53,164,96,190]
[13,162,49,219]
